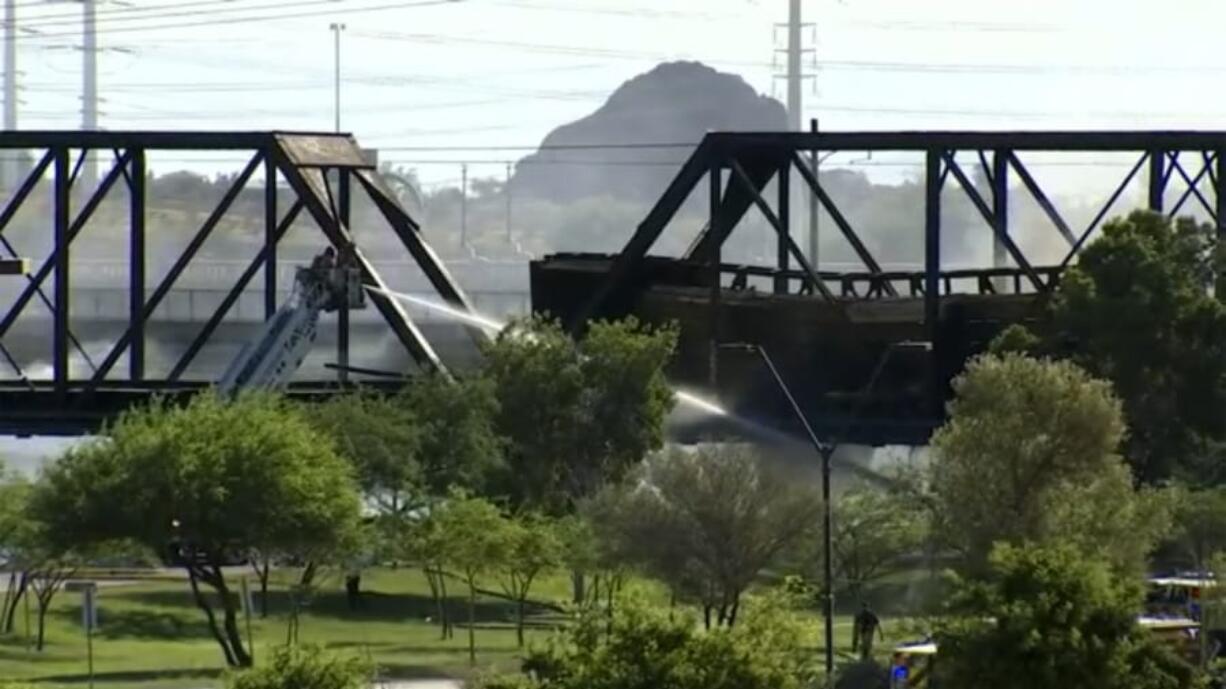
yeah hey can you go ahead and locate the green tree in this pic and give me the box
[480,591,818,689]
[592,444,821,628]
[0,470,31,635]
[483,316,677,512]
[397,502,455,640]
[433,491,512,664]
[499,512,563,647]
[397,372,503,496]
[931,353,1170,575]
[829,481,928,601]
[30,393,362,667]
[1166,484,1226,573]
[935,543,1197,689]
[1047,210,1226,484]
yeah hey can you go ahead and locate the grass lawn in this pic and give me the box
[0,567,920,689]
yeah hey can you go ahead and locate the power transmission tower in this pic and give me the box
[774,2,817,263]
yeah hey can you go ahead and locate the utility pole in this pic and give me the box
[505,162,512,240]
[329,22,345,133]
[3,0,17,190]
[809,118,819,267]
[81,0,98,187]
[786,0,802,131]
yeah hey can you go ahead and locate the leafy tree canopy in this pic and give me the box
[931,353,1169,575]
[483,316,677,512]
[935,543,1197,689]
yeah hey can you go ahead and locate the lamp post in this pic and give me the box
[717,340,929,679]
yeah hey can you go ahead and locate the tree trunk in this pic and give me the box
[466,579,476,666]
[250,555,271,618]
[35,600,47,651]
[516,595,525,648]
[2,572,27,634]
[571,570,585,605]
[727,593,741,628]
[424,568,445,639]
[218,575,252,667]
[438,569,452,639]
[703,604,712,630]
[187,565,239,667]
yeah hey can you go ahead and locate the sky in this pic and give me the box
[9,0,1226,191]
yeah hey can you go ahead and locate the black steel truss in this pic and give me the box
[568,130,1226,336]
[0,130,484,404]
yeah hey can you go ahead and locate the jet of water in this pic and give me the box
[368,287,508,332]
[372,288,727,417]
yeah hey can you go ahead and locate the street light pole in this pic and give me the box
[718,340,928,681]
[329,22,346,133]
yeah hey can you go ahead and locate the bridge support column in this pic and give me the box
[338,168,351,384]
[925,149,942,416]
[129,149,145,381]
[776,158,790,294]
[1149,149,1166,213]
[53,148,69,395]
[1217,151,1226,301]
[264,156,278,320]
[992,150,1008,293]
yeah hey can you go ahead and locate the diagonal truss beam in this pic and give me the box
[1007,153,1077,246]
[89,152,264,385]
[354,169,488,346]
[273,152,447,375]
[728,160,839,303]
[790,151,898,297]
[944,153,1046,292]
[570,139,714,331]
[1059,152,1150,269]
[0,150,134,345]
[686,154,781,262]
[1167,153,1216,221]
[167,199,305,381]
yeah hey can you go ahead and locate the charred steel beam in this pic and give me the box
[944,153,1045,292]
[0,151,53,234]
[89,152,264,386]
[729,160,838,303]
[708,159,721,388]
[1059,153,1150,269]
[0,130,338,151]
[568,139,714,331]
[0,259,26,275]
[167,199,305,382]
[1218,151,1226,301]
[790,152,897,296]
[353,169,486,345]
[687,154,781,262]
[129,149,146,380]
[992,150,1009,273]
[278,157,447,375]
[1007,153,1076,246]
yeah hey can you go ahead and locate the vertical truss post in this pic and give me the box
[1217,150,1226,301]
[129,148,145,381]
[337,168,351,384]
[708,160,722,388]
[925,148,943,415]
[52,148,70,393]
[1149,149,1166,213]
[264,155,278,320]
[776,158,790,294]
[992,150,1009,293]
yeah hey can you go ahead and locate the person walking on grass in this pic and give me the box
[852,602,884,660]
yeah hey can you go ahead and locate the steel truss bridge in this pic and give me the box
[1,129,1223,439]
[532,130,1226,444]
[0,131,487,434]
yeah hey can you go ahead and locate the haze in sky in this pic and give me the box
[8,0,1226,191]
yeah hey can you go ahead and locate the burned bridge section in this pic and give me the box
[532,130,1226,446]
[0,130,485,435]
